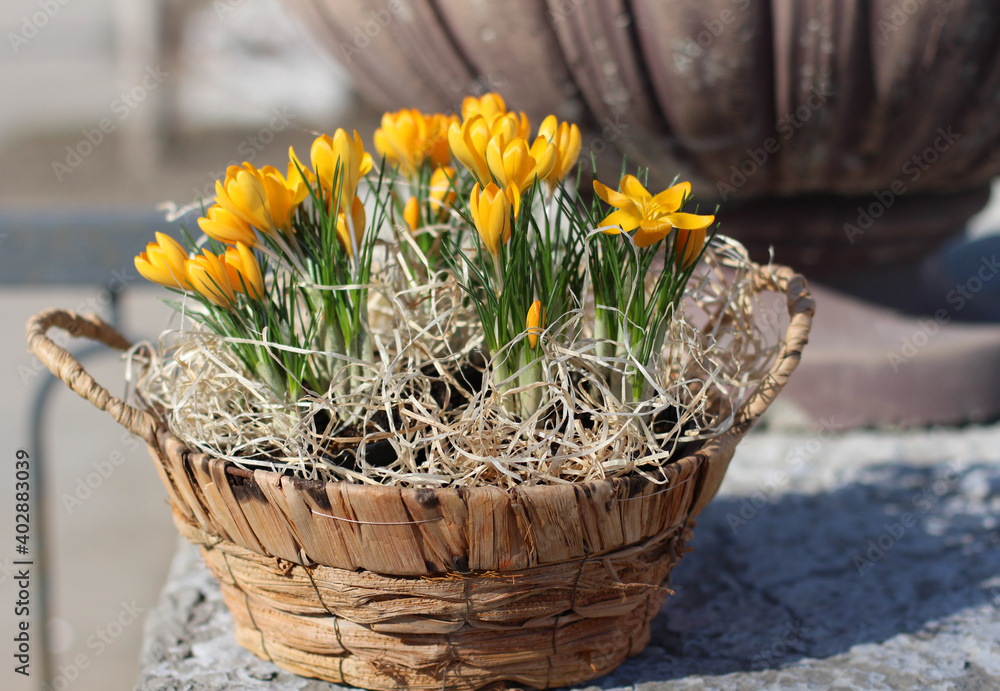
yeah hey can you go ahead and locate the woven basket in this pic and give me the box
[27,265,813,690]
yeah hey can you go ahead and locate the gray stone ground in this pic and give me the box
[134,415,1000,690]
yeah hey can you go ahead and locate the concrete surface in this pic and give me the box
[135,421,1000,690]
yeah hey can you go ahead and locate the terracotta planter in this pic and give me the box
[283,0,1000,266]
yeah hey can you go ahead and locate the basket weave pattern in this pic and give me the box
[180,517,688,688]
[152,424,719,688]
[26,266,814,690]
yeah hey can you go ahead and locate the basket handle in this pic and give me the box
[25,309,159,446]
[736,265,816,427]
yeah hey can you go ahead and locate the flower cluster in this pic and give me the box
[136,128,379,400]
[136,92,716,419]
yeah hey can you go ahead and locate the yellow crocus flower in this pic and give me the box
[223,242,265,299]
[448,114,526,185]
[485,134,557,194]
[526,300,545,350]
[537,115,582,188]
[674,226,708,269]
[403,196,420,232]
[291,130,372,215]
[286,146,315,190]
[429,165,457,212]
[448,114,493,183]
[374,109,456,177]
[135,232,191,289]
[197,205,257,247]
[461,92,507,125]
[461,93,530,136]
[215,164,270,232]
[426,113,458,167]
[469,181,520,257]
[593,176,715,248]
[405,166,456,232]
[336,196,367,257]
[257,165,307,233]
[186,249,236,308]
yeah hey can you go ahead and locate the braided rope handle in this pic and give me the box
[736,265,816,427]
[25,309,159,446]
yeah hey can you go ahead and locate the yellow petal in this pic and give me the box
[451,116,491,183]
[485,137,508,187]
[593,179,634,210]
[527,137,557,185]
[287,145,315,190]
[155,232,188,269]
[187,250,235,307]
[235,242,264,298]
[487,192,507,254]
[216,166,269,231]
[404,196,420,231]
[352,196,366,241]
[469,182,483,237]
[601,208,641,233]
[198,205,257,247]
[537,115,557,142]
[462,92,507,125]
[664,212,714,230]
[619,174,651,201]
[526,299,544,349]
[224,242,265,299]
[539,117,582,185]
[650,181,691,213]
[500,138,531,189]
[674,226,707,268]
[429,165,457,209]
[136,252,187,289]
[633,219,674,248]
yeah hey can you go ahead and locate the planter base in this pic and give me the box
[177,516,687,690]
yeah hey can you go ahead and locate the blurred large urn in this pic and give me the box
[284,0,1000,268]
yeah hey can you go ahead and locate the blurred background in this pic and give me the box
[2,0,1000,689]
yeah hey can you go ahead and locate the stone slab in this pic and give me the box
[135,423,1000,690]
[780,234,1000,429]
